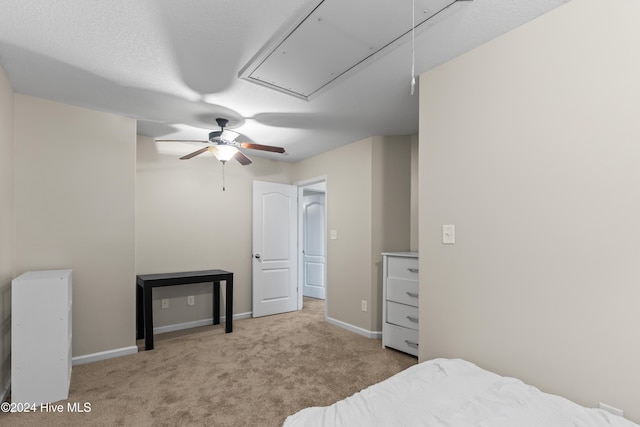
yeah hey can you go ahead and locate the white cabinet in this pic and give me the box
[382,253,419,356]
[12,269,72,404]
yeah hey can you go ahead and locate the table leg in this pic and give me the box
[213,281,220,325]
[136,284,143,340]
[225,276,233,333]
[143,285,154,351]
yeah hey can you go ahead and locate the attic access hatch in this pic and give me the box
[239,0,471,101]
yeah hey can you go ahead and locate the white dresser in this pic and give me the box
[382,252,419,356]
[12,269,72,405]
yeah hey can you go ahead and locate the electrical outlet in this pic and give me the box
[599,402,624,418]
[361,300,367,312]
[161,298,169,309]
[187,295,195,306]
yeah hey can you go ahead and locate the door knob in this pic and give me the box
[254,254,261,259]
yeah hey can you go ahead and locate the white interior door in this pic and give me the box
[303,193,326,299]
[252,180,298,317]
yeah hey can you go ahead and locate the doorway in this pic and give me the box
[297,177,327,315]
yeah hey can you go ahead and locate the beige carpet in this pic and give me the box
[4,298,416,426]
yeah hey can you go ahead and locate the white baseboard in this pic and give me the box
[327,316,382,339]
[154,312,251,335]
[72,346,138,366]
[69,312,252,366]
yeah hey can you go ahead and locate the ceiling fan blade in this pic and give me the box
[239,142,285,154]
[155,139,208,143]
[234,151,252,165]
[179,147,210,160]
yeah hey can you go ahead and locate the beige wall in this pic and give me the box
[14,95,136,358]
[294,138,371,330]
[137,134,414,333]
[135,136,293,325]
[410,134,419,252]
[0,65,15,399]
[5,78,416,365]
[419,0,640,421]
[371,136,412,330]
[292,135,412,333]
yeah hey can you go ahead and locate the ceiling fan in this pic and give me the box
[156,118,286,191]
[156,118,286,166]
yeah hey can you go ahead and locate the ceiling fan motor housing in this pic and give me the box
[215,118,229,128]
[209,118,240,144]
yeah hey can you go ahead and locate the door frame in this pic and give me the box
[296,176,328,317]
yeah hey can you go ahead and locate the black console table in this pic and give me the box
[136,269,233,351]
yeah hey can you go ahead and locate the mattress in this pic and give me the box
[283,358,637,427]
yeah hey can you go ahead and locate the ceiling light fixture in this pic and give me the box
[209,144,238,192]
[211,144,239,162]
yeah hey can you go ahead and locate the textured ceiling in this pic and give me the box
[240,0,457,100]
[0,0,571,162]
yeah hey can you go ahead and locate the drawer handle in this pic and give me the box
[406,316,419,323]
[406,292,419,298]
[405,340,419,349]
[407,268,419,273]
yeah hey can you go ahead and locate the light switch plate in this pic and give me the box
[330,229,338,240]
[442,225,455,244]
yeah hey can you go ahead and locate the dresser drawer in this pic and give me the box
[386,278,419,306]
[383,323,419,357]
[387,256,419,281]
[387,301,419,331]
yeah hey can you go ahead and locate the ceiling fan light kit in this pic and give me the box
[210,144,238,162]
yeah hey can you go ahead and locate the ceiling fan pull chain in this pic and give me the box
[411,0,416,95]
[222,161,226,191]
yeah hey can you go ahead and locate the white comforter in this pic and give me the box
[283,358,637,427]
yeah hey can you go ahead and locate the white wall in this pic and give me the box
[0,64,15,399]
[14,95,136,358]
[419,0,640,421]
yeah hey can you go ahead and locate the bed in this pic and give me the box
[283,358,637,427]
